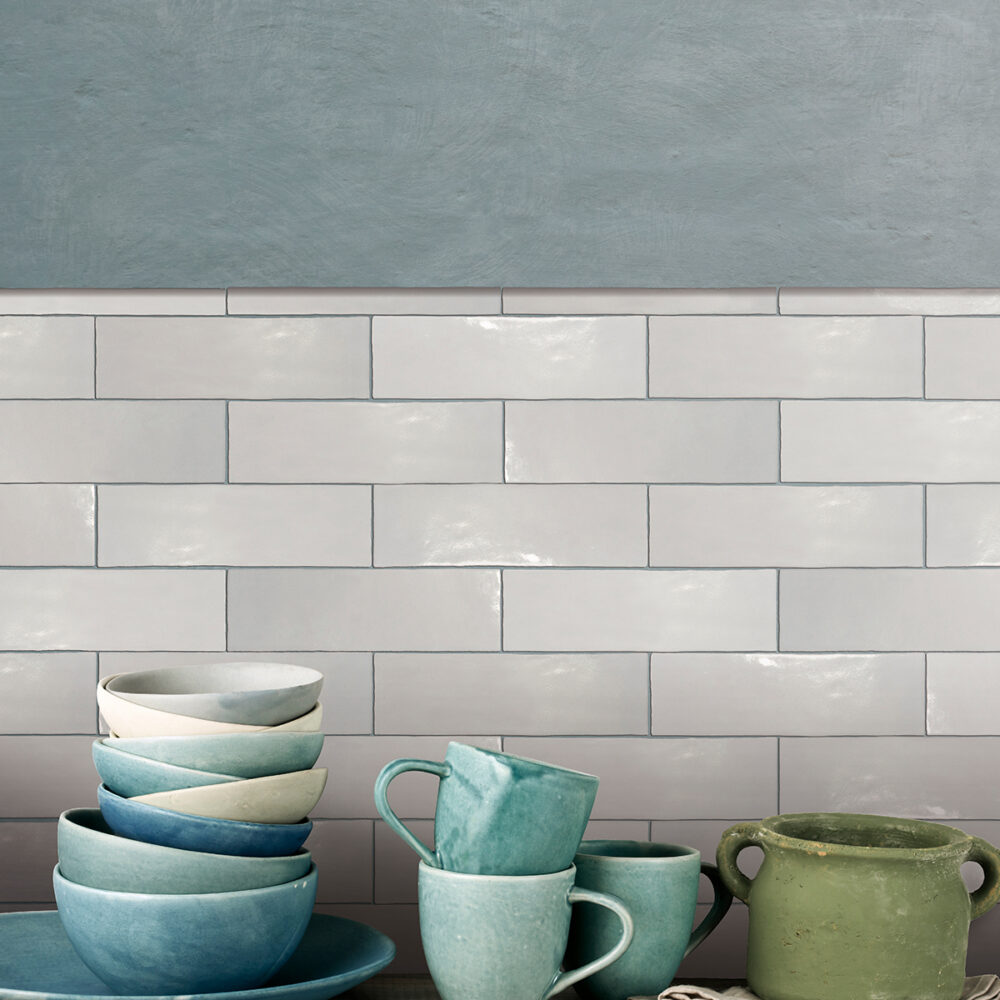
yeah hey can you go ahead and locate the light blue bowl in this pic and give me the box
[53,863,318,994]
[92,739,242,798]
[97,785,313,858]
[58,808,313,894]
[104,731,325,778]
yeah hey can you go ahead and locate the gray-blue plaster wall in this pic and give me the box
[3,1,998,288]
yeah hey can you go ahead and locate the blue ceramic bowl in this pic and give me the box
[104,731,325,778]
[53,863,318,994]
[92,739,243,798]
[58,808,313,893]
[97,785,313,858]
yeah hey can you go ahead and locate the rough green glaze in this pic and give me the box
[717,813,1000,1000]
[566,841,733,1000]
[374,742,598,875]
[418,862,633,1000]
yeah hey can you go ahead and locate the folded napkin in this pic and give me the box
[643,975,1000,1000]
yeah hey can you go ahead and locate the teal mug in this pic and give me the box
[374,742,598,875]
[419,862,633,1000]
[565,841,733,1000]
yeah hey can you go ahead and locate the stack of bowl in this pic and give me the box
[53,662,329,995]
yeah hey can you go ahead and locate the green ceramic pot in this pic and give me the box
[717,813,1000,1000]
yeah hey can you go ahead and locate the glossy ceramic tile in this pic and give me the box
[374,485,646,566]
[374,653,648,734]
[651,653,925,735]
[927,486,1000,566]
[505,401,778,482]
[503,569,775,651]
[927,654,1000,735]
[0,317,94,398]
[503,738,777,819]
[229,401,502,483]
[780,737,1000,817]
[780,569,1000,651]
[97,316,369,398]
[925,318,1000,398]
[0,289,225,315]
[314,736,501,819]
[0,823,58,901]
[0,736,102,816]
[779,287,1000,315]
[651,819,762,902]
[228,569,500,651]
[98,485,371,566]
[0,654,96,734]
[228,287,501,315]
[314,903,424,974]
[649,316,922,397]
[309,821,374,903]
[0,570,225,650]
[502,288,777,314]
[374,819,432,903]
[781,401,1000,482]
[0,486,95,566]
[649,485,922,567]
[373,315,645,398]
[99,652,372,734]
[0,401,225,483]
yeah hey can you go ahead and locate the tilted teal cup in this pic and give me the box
[419,862,633,1000]
[374,742,598,875]
[565,841,733,1000]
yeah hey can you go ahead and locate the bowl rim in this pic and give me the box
[105,662,324,697]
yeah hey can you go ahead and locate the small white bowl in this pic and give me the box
[98,675,323,738]
[133,768,328,824]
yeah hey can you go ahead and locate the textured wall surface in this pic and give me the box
[4,1,1000,287]
[4,286,1000,976]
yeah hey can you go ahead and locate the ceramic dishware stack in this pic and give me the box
[375,741,634,1000]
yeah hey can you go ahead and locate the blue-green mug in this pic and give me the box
[419,862,633,1000]
[374,742,599,875]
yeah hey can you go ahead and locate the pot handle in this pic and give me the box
[685,863,734,955]
[716,822,764,904]
[968,836,1000,920]
[373,758,451,868]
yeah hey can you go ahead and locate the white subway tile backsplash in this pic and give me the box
[0,317,94,398]
[779,288,1000,315]
[0,402,225,483]
[502,288,777,315]
[374,653,648,734]
[927,486,1000,566]
[652,653,925,735]
[505,401,779,483]
[649,485,922,567]
[927,654,1000,735]
[373,315,645,398]
[228,287,501,315]
[0,570,225,651]
[97,317,370,398]
[309,821,374,903]
[227,569,500,651]
[229,402,502,483]
[0,486,95,566]
[781,401,1000,482]
[503,569,775,651]
[98,485,371,566]
[0,654,96,734]
[0,823,58,901]
[649,316,923,398]
[374,485,646,566]
[0,736,102,816]
[780,737,1000,817]
[780,569,1000,651]
[0,289,226,315]
[925,318,1000,399]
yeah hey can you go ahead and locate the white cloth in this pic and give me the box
[646,975,1000,1000]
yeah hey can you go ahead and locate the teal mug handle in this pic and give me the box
[374,757,451,868]
[544,888,634,1000]
[685,862,734,955]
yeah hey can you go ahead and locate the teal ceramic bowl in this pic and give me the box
[97,785,313,857]
[53,863,318,994]
[103,731,325,779]
[58,808,313,894]
[92,739,243,798]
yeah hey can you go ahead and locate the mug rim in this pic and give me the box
[575,839,700,861]
[446,742,598,782]
[418,861,577,883]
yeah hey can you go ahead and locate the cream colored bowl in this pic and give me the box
[98,675,322,738]
[132,767,328,824]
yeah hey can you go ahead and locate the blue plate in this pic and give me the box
[0,911,395,1000]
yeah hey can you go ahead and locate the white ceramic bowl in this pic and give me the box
[105,663,323,727]
[98,675,323,738]
[133,767,329,824]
